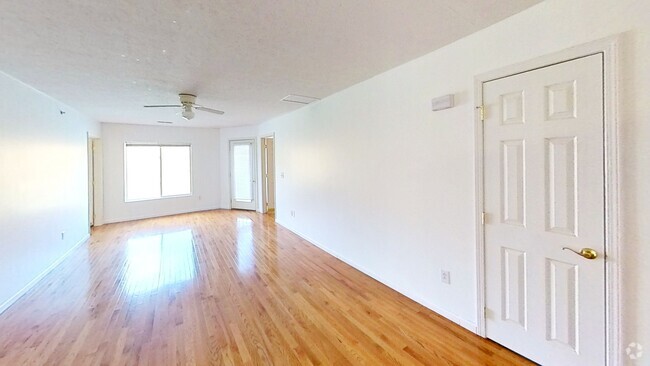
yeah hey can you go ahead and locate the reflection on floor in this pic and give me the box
[124,230,196,295]
[236,217,254,274]
[0,210,533,365]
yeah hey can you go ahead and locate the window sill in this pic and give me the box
[125,194,192,203]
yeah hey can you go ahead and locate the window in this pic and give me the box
[125,144,191,201]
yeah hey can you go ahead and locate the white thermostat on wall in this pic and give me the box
[431,94,454,111]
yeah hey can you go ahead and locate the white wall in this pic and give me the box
[258,0,650,352]
[0,72,99,313]
[102,123,221,223]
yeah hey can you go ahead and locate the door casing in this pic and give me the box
[474,36,621,366]
[260,134,276,214]
[87,134,94,229]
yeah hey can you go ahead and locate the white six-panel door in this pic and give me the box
[483,54,605,366]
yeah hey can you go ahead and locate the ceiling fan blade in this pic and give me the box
[143,104,182,108]
[195,106,225,115]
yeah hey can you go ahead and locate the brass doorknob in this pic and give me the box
[562,247,598,260]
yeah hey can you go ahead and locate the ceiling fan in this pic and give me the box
[144,93,224,120]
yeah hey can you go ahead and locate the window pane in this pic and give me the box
[125,146,161,201]
[233,144,253,202]
[161,146,191,197]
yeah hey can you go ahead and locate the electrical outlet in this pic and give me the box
[290,210,295,217]
[280,172,285,178]
[441,270,451,285]
[61,232,65,240]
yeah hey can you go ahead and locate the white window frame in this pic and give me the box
[124,143,193,202]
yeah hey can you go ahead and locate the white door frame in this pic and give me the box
[474,35,621,365]
[260,134,275,214]
[229,138,258,210]
[87,134,94,229]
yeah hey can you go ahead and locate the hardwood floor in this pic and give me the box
[0,210,533,365]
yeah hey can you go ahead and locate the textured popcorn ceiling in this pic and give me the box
[0,0,540,127]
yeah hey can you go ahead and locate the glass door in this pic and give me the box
[230,140,257,210]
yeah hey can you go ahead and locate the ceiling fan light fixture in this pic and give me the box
[144,93,223,120]
[182,107,195,120]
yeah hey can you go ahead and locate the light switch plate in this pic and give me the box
[441,270,451,284]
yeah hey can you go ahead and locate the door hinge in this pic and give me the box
[481,212,486,225]
[477,105,485,121]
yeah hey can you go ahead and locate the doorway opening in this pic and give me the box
[88,136,101,229]
[260,136,276,217]
[474,37,620,366]
[88,136,94,228]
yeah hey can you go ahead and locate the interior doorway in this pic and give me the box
[88,136,94,228]
[260,136,276,215]
[475,37,622,365]
[88,137,101,228]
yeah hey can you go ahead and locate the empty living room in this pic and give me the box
[0,0,648,365]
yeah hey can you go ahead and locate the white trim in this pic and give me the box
[260,136,269,213]
[473,35,621,365]
[259,133,276,214]
[602,37,622,366]
[276,220,478,333]
[474,84,486,337]
[88,133,94,230]
[0,234,90,315]
[91,138,104,226]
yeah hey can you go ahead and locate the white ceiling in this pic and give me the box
[0,0,541,127]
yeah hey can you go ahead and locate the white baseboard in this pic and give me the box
[0,234,90,315]
[275,220,478,333]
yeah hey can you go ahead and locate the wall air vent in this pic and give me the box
[157,120,173,124]
[281,94,320,105]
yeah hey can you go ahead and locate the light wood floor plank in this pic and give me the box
[0,210,533,365]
